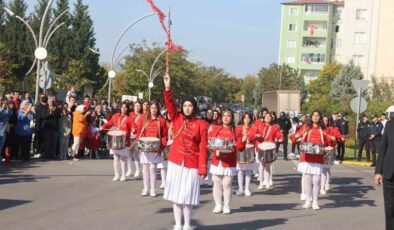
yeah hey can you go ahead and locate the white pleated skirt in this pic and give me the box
[157,160,168,169]
[131,150,140,161]
[164,161,200,206]
[110,148,130,157]
[140,151,162,164]
[297,162,323,175]
[210,161,237,176]
[236,162,258,171]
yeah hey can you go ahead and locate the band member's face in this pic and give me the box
[262,111,267,119]
[265,114,272,123]
[150,104,159,117]
[121,104,127,115]
[143,103,149,112]
[323,117,328,126]
[253,110,258,116]
[222,112,232,126]
[312,112,320,123]
[206,110,213,119]
[213,112,219,120]
[134,103,142,113]
[182,101,194,116]
[243,115,251,125]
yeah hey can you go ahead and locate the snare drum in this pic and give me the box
[323,146,335,165]
[257,142,277,163]
[208,138,235,153]
[138,137,161,152]
[237,148,255,163]
[107,130,126,150]
[300,142,325,155]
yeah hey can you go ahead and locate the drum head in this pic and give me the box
[108,130,126,136]
[258,142,276,151]
[139,137,160,142]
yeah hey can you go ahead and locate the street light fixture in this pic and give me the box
[106,12,157,106]
[3,2,68,102]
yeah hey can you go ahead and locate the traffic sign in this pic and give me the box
[350,97,367,113]
[351,80,370,95]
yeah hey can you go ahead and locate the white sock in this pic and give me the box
[113,155,120,178]
[326,168,331,188]
[321,168,328,189]
[133,151,141,172]
[304,174,313,202]
[161,168,166,185]
[263,163,271,186]
[173,203,182,226]
[143,164,150,191]
[213,175,223,206]
[183,205,192,227]
[301,173,305,195]
[245,171,252,191]
[237,171,244,191]
[313,174,321,202]
[259,163,264,185]
[150,164,157,191]
[120,156,127,178]
[222,176,233,207]
[127,155,132,172]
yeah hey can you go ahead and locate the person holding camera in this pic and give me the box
[15,101,35,161]
[0,100,13,164]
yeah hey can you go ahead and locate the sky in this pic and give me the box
[24,0,282,77]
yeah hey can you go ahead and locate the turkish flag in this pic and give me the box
[310,24,315,35]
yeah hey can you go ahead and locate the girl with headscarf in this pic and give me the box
[163,73,208,230]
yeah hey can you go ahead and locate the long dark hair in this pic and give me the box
[307,110,325,130]
[133,100,143,114]
[238,112,253,126]
[120,102,131,116]
[141,100,161,133]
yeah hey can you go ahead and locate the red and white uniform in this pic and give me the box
[237,125,257,171]
[296,126,331,175]
[136,116,168,164]
[209,125,245,176]
[163,90,209,206]
[102,113,134,156]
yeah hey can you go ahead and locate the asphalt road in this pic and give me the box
[0,158,384,230]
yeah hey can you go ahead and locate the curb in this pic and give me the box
[341,161,373,167]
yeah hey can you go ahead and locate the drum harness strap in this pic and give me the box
[172,120,194,156]
[302,128,324,145]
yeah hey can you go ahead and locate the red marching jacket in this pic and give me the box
[296,126,331,164]
[102,113,134,146]
[135,116,168,151]
[209,125,246,168]
[164,90,209,175]
[247,121,283,148]
[324,126,345,147]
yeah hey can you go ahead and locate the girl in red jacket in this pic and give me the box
[322,115,345,194]
[100,102,133,182]
[294,110,334,210]
[209,109,246,214]
[129,101,143,178]
[162,74,208,230]
[136,100,167,197]
[248,113,283,190]
[236,112,257,197]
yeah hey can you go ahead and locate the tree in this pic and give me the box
[307,61,342,101]
[2,0,32,88]
[47,0,71,75]
[253,63,306,105]
[240,75,257,105]
[0,0,5,40]
[331,60,364,101]
[69,0,99,79]
[369,76,394,102]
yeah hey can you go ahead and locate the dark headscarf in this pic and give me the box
[181,96,198,119]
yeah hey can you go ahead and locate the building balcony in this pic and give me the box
[302,30,327,38]
[299,62,325,70]
[301,45,326,54]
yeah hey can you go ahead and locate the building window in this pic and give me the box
[304,71,319,81]
[287,56,296,64]
[335,39,342,48]
[334,7,343,18]
[289,8,298,16]
[287,39,296,48]
[356,9,367,20]
[353,55,364,66]
[305,4,329,14]
[354,32,367,43]
[288,23,297,32]
[335,25,340,33]
[301,53,325,64]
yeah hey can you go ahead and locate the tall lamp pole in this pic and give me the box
[107,12,156,106]
[4,2,68,103]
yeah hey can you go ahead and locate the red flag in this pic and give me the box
[310,24,314,35]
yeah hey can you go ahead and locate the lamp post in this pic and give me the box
[4,2,68,103]
[107,12,157,106]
